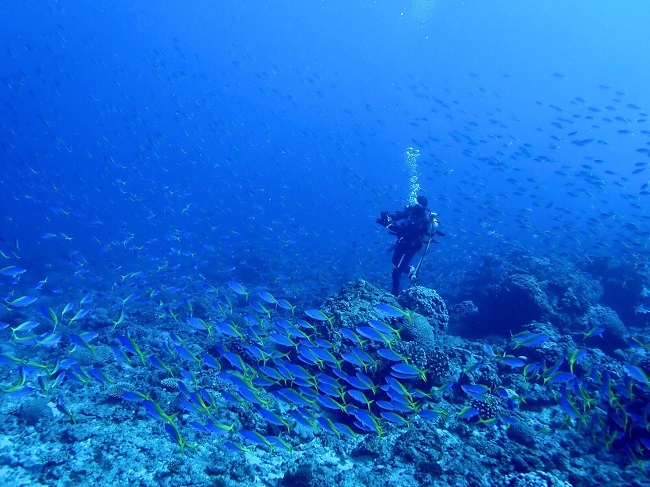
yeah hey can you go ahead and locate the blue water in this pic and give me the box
[2,2,650,485]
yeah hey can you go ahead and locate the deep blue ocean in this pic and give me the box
[2,2,650,486]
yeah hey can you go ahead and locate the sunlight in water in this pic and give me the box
[410,0,434,25]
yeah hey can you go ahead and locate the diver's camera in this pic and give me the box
[376,211,391,227]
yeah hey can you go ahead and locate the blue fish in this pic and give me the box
[376,348,406,362]
[316,394,347,412]
[374,303,409,319]
[461,384,490,401]
[0,266,26,277]
[356,326,390,345]
[304,309,330,323]
[276,318,293,330]
[545,371,576,385]
[11,320,40,336]
[501,356,526,368]
[120,391,147,402]
[174,345,201,365]
[68,308,90,325]
[33,332,62,348]
[296,344,321,365]
[309,347,340,367]
[316,380,344,398]
[349,406,382,435]
[625,364,650,390]
[6,295,38,308]
[341,352,365,368]
[287,410,315,430]
[249,300,270,316]
[258,408,291,431]
[313,416,334,435]
[313,338,333,349]
[216,321,244,340]
[557,387,583,422]
[420,409,444,422]
[143,400,177,424]
[149,355,174,376]
[276,298,295,312]
[186,317,213,336]
[1,385,34,397]
[258,365,284,383]
[117,335,146,365]
[199,354,220,370]
[269,332,297,348]
[69,333,96,357]
[333,423,357,440]
[164,422,194,454]
[512,331,550,348]
[367,319,397,335]
[88,368,113,386]
[224,441,252,454]
[348,389,371,408]
[204,419,234,436]
[457,406,480,420]
[583,327,605,341]
[380,411,409,426]
[239,430,271,450]
[228,281,249,298]
[376,400,397,411]
[257,290,277,305]
[276,388,315,408]
[391,362,426,381]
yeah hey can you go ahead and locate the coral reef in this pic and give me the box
[398,285,449,333]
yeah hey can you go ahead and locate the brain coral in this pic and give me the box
[399,285,449,332]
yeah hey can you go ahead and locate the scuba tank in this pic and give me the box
[411,210,443,283]
[421,210,439,245]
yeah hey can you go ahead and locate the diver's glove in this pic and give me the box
[409,266,417,281]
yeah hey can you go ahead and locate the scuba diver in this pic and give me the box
[376,195,443,295]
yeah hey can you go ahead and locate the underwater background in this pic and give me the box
[2,1,650,486]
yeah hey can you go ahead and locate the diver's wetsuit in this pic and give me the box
[388,204,430,295]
